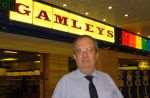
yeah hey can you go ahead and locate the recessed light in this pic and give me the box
[137,32,140,34]
[102,18,106,22]
[63,4,67,7]
[108,6,112,10]
[85,12,89,15]
[124,14,128,17]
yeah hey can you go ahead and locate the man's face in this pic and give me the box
[73,37,98,74]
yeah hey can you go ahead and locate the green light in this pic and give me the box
[142,38,148,50]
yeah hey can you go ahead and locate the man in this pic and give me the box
[52,35,124,98]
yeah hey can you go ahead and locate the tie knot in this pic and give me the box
[85,75,93,82]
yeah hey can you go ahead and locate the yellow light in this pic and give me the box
[138,61,150,70]
[137,32,141,34]
[0,58,18,61]
[4,50,18,54]
[124,14,128,17]
[37,54,41,56]
[6,70,40,76]
[34,60,40,63]
[136,36,142,49]
[108,6,112,10]
[119,66,138,70]
[33,70,40,75]
[85,12,89,15]
[102,18,106,22]
[63,4,67,7]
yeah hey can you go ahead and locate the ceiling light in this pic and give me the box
[85,12,89,16]
[137,32,140,34]
[108,6,112,10]
[102,18,106,22]
[0,58,18,61]
[124,14,128,17]
[4,50,18,54]
[63,4,67,7]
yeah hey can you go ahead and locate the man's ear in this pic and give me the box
[73,54,76,60]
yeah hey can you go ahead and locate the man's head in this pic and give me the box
[73,35,99,75]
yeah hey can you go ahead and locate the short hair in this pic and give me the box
[72,35,99,52]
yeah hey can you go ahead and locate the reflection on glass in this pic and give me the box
[0,49,41,98]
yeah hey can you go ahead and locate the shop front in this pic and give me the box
[0,0,150,98]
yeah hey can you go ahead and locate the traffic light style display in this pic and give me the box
[121,31,150,51]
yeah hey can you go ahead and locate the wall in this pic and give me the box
[0,31,149,98]
[0,32,72,98]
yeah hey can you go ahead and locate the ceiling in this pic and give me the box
[43,0,150,37]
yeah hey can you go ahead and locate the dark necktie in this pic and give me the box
[85,75,98,98]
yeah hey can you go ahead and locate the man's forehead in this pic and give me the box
[75,37,95,45]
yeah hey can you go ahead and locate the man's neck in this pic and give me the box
[79,69,96,76]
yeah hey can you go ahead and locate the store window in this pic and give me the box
[0,49,41,98]
[118,59,150,98]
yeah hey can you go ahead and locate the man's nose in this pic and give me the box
[82,51,88,57]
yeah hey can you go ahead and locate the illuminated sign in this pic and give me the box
[9,0,115,43]
[121,31,150,51]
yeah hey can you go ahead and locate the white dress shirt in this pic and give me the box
[52,69,124,98]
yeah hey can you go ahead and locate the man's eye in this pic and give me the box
[87,48,94,51]
[75,49,81,53]
[75,48,94,52]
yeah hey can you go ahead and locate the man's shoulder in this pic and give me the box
[96,70,112,80]
[96,70,109,76]
[59,70,79,81]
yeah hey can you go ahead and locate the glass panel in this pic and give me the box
[0,49,41,98]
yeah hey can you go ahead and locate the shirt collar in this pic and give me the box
[75,69,98,79]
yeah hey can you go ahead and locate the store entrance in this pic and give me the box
[0,49,41,98]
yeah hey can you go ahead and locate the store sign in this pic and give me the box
[9,0,115,43]
[121,31,150,51]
